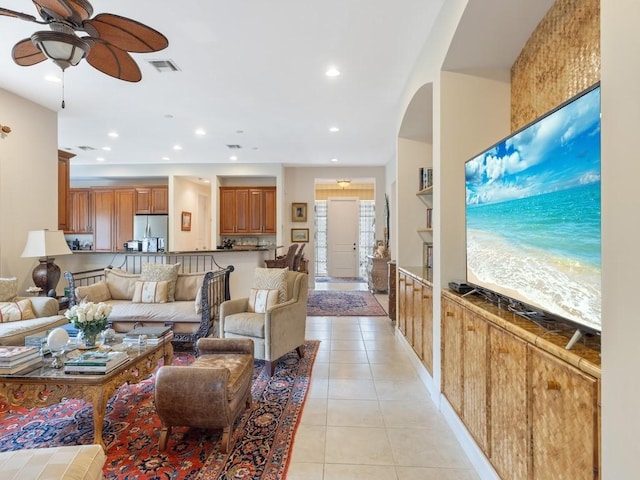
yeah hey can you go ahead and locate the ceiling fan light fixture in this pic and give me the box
[31,31,90,70]
[337,179,351,189]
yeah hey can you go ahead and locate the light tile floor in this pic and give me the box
[287,281,479,480]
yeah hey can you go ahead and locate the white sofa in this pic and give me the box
[65,265,233,346]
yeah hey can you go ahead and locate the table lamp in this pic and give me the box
[21,230,72,296]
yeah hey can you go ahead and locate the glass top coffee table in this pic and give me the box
[0,338,173,451]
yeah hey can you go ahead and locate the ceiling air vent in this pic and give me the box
[77,145,96,151]
[148,59,180,73]
[226,144,242,149]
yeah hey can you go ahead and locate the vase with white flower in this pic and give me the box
[65,302,113,348]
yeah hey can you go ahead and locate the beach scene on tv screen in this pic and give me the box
[465,86,601,331]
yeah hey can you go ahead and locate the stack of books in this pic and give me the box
[64,351,129,374]
[123,326,173,346]
[0,346,42,375]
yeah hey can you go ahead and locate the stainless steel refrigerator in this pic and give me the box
[133,215,168,251]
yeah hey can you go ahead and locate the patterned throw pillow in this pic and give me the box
[0,277,17,302]
[0,299,36,322]
[75,281,112,303]
[140,264,180,302]
[247,288,279,313]
[132,281,168,304]
[253,268,288,304]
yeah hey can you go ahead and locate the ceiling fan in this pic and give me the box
[0,0,168,82]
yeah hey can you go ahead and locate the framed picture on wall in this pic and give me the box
[291,228,309,242]
[292,203,307,222]
[181,211,192,231]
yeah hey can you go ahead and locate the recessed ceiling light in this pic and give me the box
[96,157,105,162]
[102,146,111,151]
[162,156,170,161]
[329,126,340,132]
[173,145,183,151]
[229,156,238,161]
[108,131,119,138]
[330,158,338,163]
[44,74,61,83]
[195,128,206,136]
[325,67,341,77]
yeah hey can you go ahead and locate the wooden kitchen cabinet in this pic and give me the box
[220,187,276,235]
[135,186,168,214]
[68,189,92,234]
[92,188,134,251]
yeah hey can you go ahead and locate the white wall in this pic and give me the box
[601,0,640,476]
[0,89,58,291]
[396,138,432,267]
[170,176,211,252]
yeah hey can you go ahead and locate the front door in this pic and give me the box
[327,198,359,277]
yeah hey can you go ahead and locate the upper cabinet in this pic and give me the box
[220,186,276,235]
[68,189,93,234]
[135,186,168,214]
[58,150,74,231]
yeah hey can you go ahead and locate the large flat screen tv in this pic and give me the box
[465,84,601,333]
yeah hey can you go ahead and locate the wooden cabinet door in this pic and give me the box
[235,189,250,233]
[404,275,414,344]
[220,188,237,234]
[263,187,277,233]
[135,187,152,214]
[530,347,598,480]
[411,281,423,359]
[248,189,263,233]
[114,189,135,251]
[58,150,73,231]
[441,297,464,415]
[151,187,168,213]
[397,272,407,335]
[69,189,92,233]
[489,325,529,480]
[462,308,489,452]
[421,282,433,375]
[93,190,114,251]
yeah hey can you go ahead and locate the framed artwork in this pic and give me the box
[291,228,309,242]
[292,202,307,222]
[181,211,192,231]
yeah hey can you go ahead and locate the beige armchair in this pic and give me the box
[220,270,308,376]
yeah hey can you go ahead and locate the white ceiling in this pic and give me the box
[0,0,443,167]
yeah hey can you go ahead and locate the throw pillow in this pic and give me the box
[75,280,112,303]
[0,299,36,322]
[253,267,288,304]
[175,272,203,301]
[0,277,17,302]
[132,281,168,303]
[140,263,180,302]
[105,268,139,300]
[247,288,279,313]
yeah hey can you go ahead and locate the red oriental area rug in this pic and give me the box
[307,290,387,316]
[0,340,319,480]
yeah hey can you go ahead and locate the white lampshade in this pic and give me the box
[21,230,72,259]
[31,31,90,71]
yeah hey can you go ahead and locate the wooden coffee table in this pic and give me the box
[0,339,173,451]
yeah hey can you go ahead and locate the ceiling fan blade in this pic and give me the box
[0,7,38,22]
[85,39,142,82]
[32,0,92,24]
[12,38,47,66]
[83,14,168,53]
